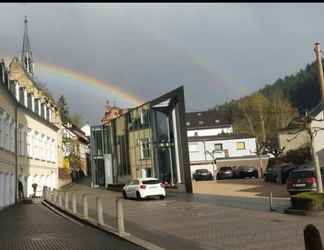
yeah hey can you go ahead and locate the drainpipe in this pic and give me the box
[14,105,18,204]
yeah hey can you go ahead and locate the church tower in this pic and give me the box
[21,16,34,75]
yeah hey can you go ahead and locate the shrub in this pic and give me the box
[291,192,324,211]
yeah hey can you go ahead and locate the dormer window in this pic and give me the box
[215,119,220,123]
[186,122,190,126]
[198,120,204,125]
[197,113,202,116]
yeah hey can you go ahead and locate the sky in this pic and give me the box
[0,3,323,124]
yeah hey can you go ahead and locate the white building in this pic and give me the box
[186,110,264,176]
[278,103,324,167]
[0,17,64,209]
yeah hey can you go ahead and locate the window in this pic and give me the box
[186,122,190,126]
[198,120,204,125]
[26,129,32,157]
[41,103,45,118]
[215,120,220,123]
[9,80,15,96]
[236,142,246,150]
[46,107,50,121]
[27,93,32,110]
[214,143,223,151]
[34,98,39,114]
[139,138,150,159]
[194,131,199,136]
[19,87,24,105]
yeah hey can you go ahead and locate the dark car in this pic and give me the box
[235,166,258,179]
[264,163,297,184]
[277,164,298,184]
[217,167,234,180]
[193,169,213,181]
[287,167,324,195]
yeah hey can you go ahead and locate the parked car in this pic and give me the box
[264,163,297,184]
[277,163,298,184]
[216,167,234,180]
[234,166,258,179]
[192,169,213,181]
[122,178,166,200]
[286,167,324,195]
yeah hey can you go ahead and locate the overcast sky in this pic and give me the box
[0,3,322,124]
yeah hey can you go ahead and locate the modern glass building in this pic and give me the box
[90,87,192,193]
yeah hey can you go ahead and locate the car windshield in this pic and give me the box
[196,169,209,173]
[142,179,161,185]
[220,167,232,171]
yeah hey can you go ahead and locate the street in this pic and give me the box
[0,203,144,250]
[60,180,324,250]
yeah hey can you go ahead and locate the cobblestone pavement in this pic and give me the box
[0,203,144,250]
[61,181,324,250]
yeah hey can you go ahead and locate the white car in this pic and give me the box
[122,178,166,200]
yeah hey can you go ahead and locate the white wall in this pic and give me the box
[188,137,257,162]
[187,126,233,137]
[312,110,324,166]
[0,172,15,210]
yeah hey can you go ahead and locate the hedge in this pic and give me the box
[291,192,324,211]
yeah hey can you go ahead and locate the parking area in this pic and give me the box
[193,178,290,198]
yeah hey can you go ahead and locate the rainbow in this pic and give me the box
[2,55,144,106]
[36,61,144,106]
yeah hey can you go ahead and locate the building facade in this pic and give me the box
[62,122,90,179]
[0,17,64,209]
[278,104,324,166]
[91,87,192,193]
[185,110,265,177]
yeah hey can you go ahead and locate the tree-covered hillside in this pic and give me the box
[213,59,323,146]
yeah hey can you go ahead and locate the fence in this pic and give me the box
[42,186,128,237]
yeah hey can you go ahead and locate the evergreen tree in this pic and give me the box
[57,95,70,125]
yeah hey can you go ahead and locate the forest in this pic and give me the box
[214,59,323,149]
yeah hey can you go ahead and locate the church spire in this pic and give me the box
[21,16,34,75]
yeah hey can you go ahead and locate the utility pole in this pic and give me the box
[312,42,324,193]
[315,42,324,101]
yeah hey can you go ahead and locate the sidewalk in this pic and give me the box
[0,203,144,250]
[61,181,324,250]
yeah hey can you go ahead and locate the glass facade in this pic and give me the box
[90,87,192,193]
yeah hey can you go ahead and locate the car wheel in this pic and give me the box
[123,190,127,199]
[136,191,142,201]
[159,195,165,200]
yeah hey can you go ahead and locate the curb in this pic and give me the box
[284,208,324,217]
[42,199,167,250]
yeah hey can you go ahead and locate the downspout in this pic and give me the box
[14,105,18,204]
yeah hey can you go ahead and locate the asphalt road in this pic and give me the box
[0,203,144,250]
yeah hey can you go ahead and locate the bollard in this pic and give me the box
[42,186,46,198]
[83,194,89,219]
[116,198,126,235]
[59,193,63,207]
[269,192,273,211]
[65,192,69,210]
[72,193,77,214]
[96,197,104,225]
[304,224,324,250]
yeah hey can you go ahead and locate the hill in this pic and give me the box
[213,59,323,146]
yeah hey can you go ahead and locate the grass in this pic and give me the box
[291,192,324,211]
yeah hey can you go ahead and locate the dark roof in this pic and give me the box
[186,110,230,130]
[187,133,255,142]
